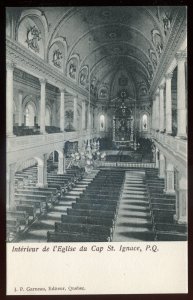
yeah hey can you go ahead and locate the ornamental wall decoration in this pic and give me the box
[52,49,63,68]
[26,26,41,53]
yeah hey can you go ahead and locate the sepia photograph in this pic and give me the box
[5,4,188,295]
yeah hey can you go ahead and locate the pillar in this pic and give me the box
[6,61,15,136]
[7,162,16,209]
[60,89,65,131]
[164,163,175,194]
[57,152,66,174]
[159,84,165,132]
[73,95,78,130]
[82,99,86,130]
[155,148,159,168]
[176,51,187,138]
[155,91,159,130]
[18,90,23,126]
[36,155,48,188]
[159,153,165,178]
[152,99,155,131]
[165,72,173,134]
[39,78,47,134]
[175,174,187,224]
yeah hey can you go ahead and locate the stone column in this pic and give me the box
[165,73,173,134]
[7,163,16,209]
[18,90,23,126]
[82,100,86,130]
[60,89,65,131]
[73,96,78,130]
[176,51,187,138]
[175,174,187,224]
[39,78,47,134]
[155,148,159,168]
[165,167,175,194]
[159,84,165,132]
[36,155,48,188]
[6,61,15,136]
[155,91,159,130]
[159,153,165,178]
[58,152,66,174]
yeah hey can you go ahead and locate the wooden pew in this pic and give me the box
[67,208,115,219]
[16,204,36,218]
[7,210,29,225]
[47,231,109,242]
[72,202,117,213]
[55,222,111,239]
[61,214,114,228]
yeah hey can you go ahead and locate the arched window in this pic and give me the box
[25,103,35,126]
[45,107,51,126]
[100,115,105,131]
[142,114,148,131]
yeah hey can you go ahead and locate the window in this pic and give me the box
[100,115,105,131]
[25,103,35,126]
[45,107,51,126]
[142,114,148,131]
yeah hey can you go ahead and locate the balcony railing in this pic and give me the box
[7,129,99,153]
[152,131,187,160]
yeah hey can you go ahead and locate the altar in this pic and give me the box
[112,98,134,150]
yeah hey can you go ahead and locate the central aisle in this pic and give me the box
[113,170,155,241]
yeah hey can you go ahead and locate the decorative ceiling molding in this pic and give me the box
[66,23,158,63]
[79,40,154,72]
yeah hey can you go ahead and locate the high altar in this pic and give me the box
[112,97,134,149]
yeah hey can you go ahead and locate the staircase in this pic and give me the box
[113,170,155,241]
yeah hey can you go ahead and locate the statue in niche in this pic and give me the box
[149,49,157,69]
[69,62,76,79]
[26,25,41,53]
[52,49,63,68]
[162,11,172,35]
[140,86,148,96]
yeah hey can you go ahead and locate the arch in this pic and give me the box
[17,10,47,59]
[48,37,67,71]
[66,54,80,80]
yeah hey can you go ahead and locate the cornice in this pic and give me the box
[6,37,89,99]
[149,7,187,96]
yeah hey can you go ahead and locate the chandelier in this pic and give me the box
[69,139,106,173]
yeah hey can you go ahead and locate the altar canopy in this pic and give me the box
[113,99,134,149]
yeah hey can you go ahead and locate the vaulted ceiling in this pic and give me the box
[7,6,186,103]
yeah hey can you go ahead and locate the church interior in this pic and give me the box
[6,6,187,242]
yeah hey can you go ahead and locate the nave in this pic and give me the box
[7,163,187,243]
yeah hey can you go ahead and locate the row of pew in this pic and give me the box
[47,170,125,242]
[145,169,187,241]
[6,163,84,241]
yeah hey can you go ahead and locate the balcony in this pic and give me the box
[152,131,187,160]
[7,129,99,154]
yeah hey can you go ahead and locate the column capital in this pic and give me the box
[159,84,165,90]
[18,89,24,95]
[60,88,66,93]
[39,78,47,85]
[6,61,15,71]
[165,72,173,80]
[175,51,187,62]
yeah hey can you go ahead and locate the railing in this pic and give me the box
[99,161,155,168]
[7,130,100,153]
[152,131,187,159]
